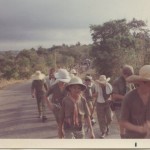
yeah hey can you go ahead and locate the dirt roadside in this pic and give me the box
[0,79,26,89]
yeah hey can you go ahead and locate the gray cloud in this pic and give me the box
[0,0,150,50]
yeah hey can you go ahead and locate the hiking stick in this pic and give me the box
[86,98,97,132]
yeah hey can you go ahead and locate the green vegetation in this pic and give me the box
[90,18,150,77]
[0,44,92,80]
[0,18,150,81]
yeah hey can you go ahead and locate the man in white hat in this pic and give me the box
[95,75,112,138]
[120,65,150,138]
[59,76,95,139]
[112,64,135,138]
[45,69,70,134]
[31,70,48,122]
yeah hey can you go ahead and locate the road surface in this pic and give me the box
[0,79,120,139]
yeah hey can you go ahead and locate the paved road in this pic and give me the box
[0,80,120,139]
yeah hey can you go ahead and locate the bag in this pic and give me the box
[101,85,111,101]
[109,101,115,111]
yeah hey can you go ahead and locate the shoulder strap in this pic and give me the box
[101,85,110,101]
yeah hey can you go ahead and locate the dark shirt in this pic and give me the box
[84,83,96,101]
[60,96,90,131]
[121,89,150,138]
[112,76,134,106]
[46,83,67,105]
[31,79,47,98]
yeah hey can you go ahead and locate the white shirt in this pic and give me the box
[48,78,56,100]
[95,82,112,103]
[49,78,56,87]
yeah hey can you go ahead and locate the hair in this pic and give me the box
[49,68,55,73]
[122,65,134,76]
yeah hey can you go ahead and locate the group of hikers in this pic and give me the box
[31,64,150,139]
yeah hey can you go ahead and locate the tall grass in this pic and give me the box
[0,79,23,89]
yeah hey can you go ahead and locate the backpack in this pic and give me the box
[101,85,111,101]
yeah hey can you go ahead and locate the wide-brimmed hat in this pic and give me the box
[70,73,75,79]
[126,65,150,83]
[54,69,71,83]
[66,76,86,91]
[31,70,45,80]
[70,69,77,74]
[85,75,93,81]
[96,75,110,84]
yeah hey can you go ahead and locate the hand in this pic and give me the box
[138,125,147,134]
[46,98,55,111]
[145,122,150,137]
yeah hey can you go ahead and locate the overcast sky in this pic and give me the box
[0,0,150,51]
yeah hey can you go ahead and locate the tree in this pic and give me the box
[90,18,150,77]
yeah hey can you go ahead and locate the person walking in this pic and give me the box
[47,67,57,103]
[83,75,96,125]
[120,65,150,138]
[48,67,56,87]
[112,65,135,138]
[95,75,112,138]
[31,70,48,122]
[59,76,95,139]
[45,69,71,128]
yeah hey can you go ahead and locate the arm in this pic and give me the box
[31,89,36,98]
[45,97,54,110]
[120,93,148,135]
[120,120,147,134]
[31,81,35,98]
[112,93,124,101]
[93,83,98,99]
[45,86,54,110]
[112,80,124,101]
[44,82,48,91]
[146,121,150,136]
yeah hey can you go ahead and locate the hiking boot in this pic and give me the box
[42,116,47,122]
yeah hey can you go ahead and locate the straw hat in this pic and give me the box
[54,69,71,83]
[31,70,45,80]
[66,76,86,91]
[126,65,150,83]
[70,73,75,79]
[96,75,110,85]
